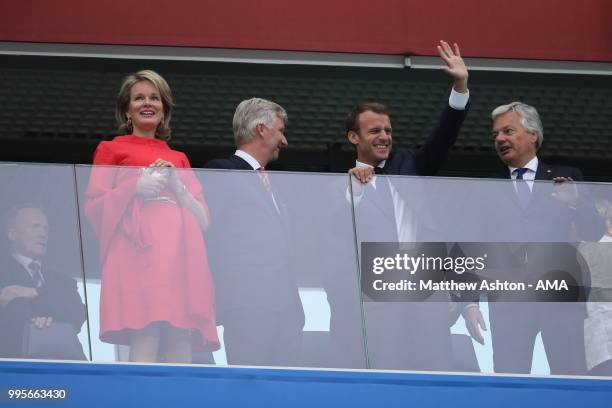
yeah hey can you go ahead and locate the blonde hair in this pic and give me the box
[115,70,174,140]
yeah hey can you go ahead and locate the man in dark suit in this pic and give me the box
[204,98,305,366]
[346,41,469,183]
[0,204,86,359]
[333,41,472,371]
[462,101,604,374]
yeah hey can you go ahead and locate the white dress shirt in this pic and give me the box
[351,160,417,243]
[508,156,538,192]
[348,89,469,242]
[448,88,470,111]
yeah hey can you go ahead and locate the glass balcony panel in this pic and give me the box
[352,175,608,375]
[0,162,90,361]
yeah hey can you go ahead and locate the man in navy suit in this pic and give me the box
[335,41,472,371]
[0,204,86,359]
[462,101,604,374]
[346,41,469,183]
[204,98,305,366]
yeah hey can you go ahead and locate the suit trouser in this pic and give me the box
[364,300,453,371]
[490,302,587,375]
[222,304,305,367]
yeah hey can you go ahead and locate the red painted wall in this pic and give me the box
[1,0,611,61]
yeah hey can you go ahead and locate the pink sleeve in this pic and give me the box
[178,152,211,226]
[85,142,142,261]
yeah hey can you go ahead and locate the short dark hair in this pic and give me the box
[345,102,389,134]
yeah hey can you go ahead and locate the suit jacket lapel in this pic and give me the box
[3,257,36,287]
[229,155,253,170]
[535,162,556,181]
[531,162,553,204]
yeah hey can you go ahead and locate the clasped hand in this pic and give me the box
[136,158,182,197]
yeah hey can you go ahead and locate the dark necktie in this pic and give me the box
[28,261,44,288]
[373,166,392,202]
[514,167,531,208]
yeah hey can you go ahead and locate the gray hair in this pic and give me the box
[491,101,544,148]
[233,98,287,147]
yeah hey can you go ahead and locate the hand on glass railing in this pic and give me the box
[462,305,487,345]
[0,284,38,307]
[348,166,375,199]
[551,177,578,207]
[348,166,375,184]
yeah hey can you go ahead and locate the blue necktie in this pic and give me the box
[514,168,531,208]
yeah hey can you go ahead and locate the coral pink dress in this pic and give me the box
[86,135,219,351]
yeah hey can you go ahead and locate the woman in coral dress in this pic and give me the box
[86,70,219,363]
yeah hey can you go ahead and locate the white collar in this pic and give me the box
[509,156,538,177]
[12,253,41,272]
[235,150,262,170]
[356,159,386,170]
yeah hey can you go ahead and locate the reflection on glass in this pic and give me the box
[579,196,612,376]
[6,161,612,377]
[0,164,88,360]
